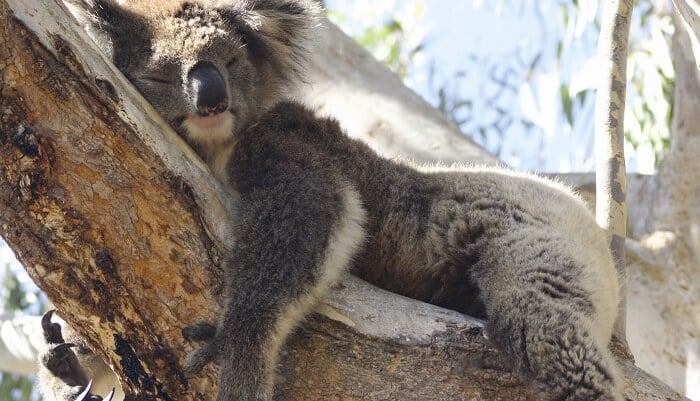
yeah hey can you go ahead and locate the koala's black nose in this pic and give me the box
[188,63,229,116]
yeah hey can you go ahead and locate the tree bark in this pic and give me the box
[672,0,700,68]
[0,1,689,400]
[620,11,700,395]
[594,0,632,349]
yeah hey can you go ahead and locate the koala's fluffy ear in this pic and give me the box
[221,0,323,81]
[64,0,150,63]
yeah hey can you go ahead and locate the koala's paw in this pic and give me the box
[182,322,221,378]
[40,310,87,385]
[183,344,220,378]
[39,311,116,401]
[182,322,216,342]
[42,342,80,379]
[77,380,115,401]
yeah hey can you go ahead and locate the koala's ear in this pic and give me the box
[221,0,323,80]
[64,0,150,62]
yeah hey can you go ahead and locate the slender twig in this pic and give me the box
[594,0,633,355]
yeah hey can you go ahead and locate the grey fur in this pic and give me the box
[45,1,624,401]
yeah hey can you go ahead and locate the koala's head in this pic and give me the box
[70,0,320,148]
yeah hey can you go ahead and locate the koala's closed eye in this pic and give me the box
[133,64,181,85]
[137,76,175,84]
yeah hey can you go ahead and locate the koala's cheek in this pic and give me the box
[150,98,189,122]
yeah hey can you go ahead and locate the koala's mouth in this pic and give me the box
[182,111,235,144]
[187,112,229,129]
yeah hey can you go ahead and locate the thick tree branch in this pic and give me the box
[299,22,498,165]
[672,0,700,69]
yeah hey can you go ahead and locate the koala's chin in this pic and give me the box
[183,112,236,146]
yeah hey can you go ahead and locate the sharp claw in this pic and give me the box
[41,309,66,344]
[41,309,56,329]
[76,380,93,401]
[52,342,77,353]
[76,382,115,401]
[104,388,115,401]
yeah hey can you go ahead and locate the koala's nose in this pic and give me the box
[188,63,229,116]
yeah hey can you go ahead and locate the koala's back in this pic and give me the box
[229,101,618,327]
[225,101,621,401]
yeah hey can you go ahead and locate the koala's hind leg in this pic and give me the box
[474,245,622,400]
[485,290,622,401]
[183,165,366,401]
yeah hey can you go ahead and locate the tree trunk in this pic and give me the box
[0,1,689,400]
[620,10,700,394]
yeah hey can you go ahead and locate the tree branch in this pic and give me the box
[672,0,700,69]
[594,0,632,352]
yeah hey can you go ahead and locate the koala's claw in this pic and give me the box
[103,388,115,401]
[42,309,65,344]
[182,322,216,342]
[77,380,115,401]
[53,342,78,353]
[40,310,88,387]
[102,388,115,401]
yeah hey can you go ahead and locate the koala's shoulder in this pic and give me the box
[231,102,344,179]
[248,101,344,143]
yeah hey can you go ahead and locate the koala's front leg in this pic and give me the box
[183,166,366,401]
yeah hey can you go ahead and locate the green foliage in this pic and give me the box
[3,265,31,310]
[354,18,424,79]
[560,84,574,126]
[0,373,35,401]
[624,3,675,167]
[327,2,426,80]
[1,259,46,315]
[330,1,675,171]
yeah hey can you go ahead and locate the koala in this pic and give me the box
[41,1,624,401]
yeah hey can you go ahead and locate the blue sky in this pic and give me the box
[325,1,672,174]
